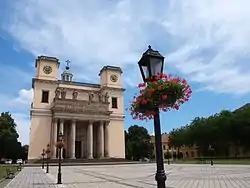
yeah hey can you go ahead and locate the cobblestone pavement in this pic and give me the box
[4,164,250,188]
[4,167,57,188]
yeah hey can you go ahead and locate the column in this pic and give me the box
[81,141,84,158]
[52,119,58,158]
[98,121,104,158]
[87,120,93,159]
[70,120,76,159]
[59,119,64,159]
[104,121,110,157]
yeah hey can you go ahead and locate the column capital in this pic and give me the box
[52,118,58,123]
[60,119,64,124]
[99,120,105,125]
[71,119,76,124]
[88,120,94,125]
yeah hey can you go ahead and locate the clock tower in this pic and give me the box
[99,65,123,89]
[35,56,60,81]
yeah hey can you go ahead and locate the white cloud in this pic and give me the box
[11,113,30,145]
[0,88,33,110]
[12,89,33,107]
[0,88,32,145]
[3,0,250,95]
[164,0,250,94]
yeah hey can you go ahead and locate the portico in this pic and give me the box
[51,119,110,159]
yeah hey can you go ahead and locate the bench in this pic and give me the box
[17,164,22,171]
[6,168,15,179]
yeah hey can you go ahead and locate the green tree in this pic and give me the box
[125,125,153,161]
[0,112,21,159]
[125,130,132,160]
[20,145,29,160]
[164,149,171,159]
[169,106,250,157]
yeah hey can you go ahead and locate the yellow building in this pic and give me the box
[28,56,125,161]
[151,133,170,158]
[150,133,198,159]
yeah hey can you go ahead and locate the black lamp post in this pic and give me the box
[138,45,166,188]
[45,144,51,173]
[208,144,214,166]
[41,149,45,169]
[57,132,64,184]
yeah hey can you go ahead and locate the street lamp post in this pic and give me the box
[138,45,166,188]
[208,144,214,166]
[41,149,45,169]
[56,132,64,184]
[45,144,51,173]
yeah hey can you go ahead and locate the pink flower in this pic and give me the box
[162,95,167,100]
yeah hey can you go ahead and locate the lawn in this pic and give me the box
[0,165,18,180]
[169,158,250,165]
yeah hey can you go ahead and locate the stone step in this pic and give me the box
[24,161,145,169]
[28,157,130,164]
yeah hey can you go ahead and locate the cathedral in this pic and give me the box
[28,56,125,161]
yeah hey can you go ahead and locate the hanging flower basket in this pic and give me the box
[128,73,192,120]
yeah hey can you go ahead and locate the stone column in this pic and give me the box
[52,119,58,158]
[70,120,76,159]
[98,121,104,158]
[87,121,93,159]
[104,121,110,157]
[59,119,64,159]
[81,141,84,158]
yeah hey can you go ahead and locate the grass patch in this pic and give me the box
[0,165,18,180]
[169,159,250,165]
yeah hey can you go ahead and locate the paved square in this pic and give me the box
[4,164,250,187]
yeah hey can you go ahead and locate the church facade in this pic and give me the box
[28,56,125,161]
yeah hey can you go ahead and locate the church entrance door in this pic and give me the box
[75,141,81,159]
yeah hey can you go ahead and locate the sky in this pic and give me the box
[1,0,250,145]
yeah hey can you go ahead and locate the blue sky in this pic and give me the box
[1,0,250,145]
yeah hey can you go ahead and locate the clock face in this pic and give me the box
[110,74,118,82]
[43,65,52,74]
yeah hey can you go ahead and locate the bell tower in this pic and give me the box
[99,65,123,89]
[99,65,125,159]
[35,56,60,80]
[99,65,124,114]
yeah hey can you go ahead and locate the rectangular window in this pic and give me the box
[163,145,166,150]
[41,91,49,103]
[111,97,118,109]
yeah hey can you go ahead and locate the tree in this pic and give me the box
[125,125,154,161]
[125,130,132,160]
[20,145,29,160]
[0,112,22,160]
[168,106,250,158]
[164,149,171,159]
